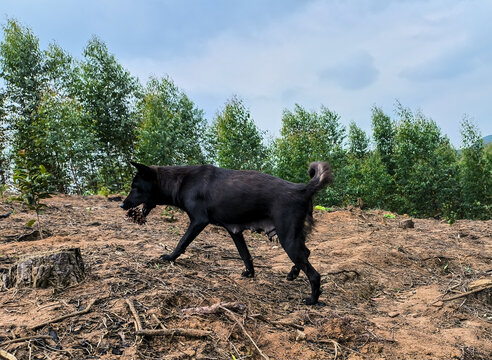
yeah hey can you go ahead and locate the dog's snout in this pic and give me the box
[120,202,125,209]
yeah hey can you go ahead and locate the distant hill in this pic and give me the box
[484,135,492,144]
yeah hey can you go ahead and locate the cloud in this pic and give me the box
[319,51,379,90]
[120,0,492,142]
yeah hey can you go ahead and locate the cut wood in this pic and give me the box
[1,248,85,289]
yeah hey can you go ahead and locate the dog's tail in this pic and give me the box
[305,161,333,197]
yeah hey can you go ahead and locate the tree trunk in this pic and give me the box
[1,248,85,289]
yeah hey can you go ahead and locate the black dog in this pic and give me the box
[121,161,332,305]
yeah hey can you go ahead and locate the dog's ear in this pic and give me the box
[131,162,156,180]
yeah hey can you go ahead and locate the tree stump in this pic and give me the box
[399,219,414,229]
[1,248,85,289]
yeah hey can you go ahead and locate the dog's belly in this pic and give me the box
[225,220,277,240]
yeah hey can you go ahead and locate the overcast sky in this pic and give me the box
[2,0,491,146]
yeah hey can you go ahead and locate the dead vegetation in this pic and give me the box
[0,195,491,359]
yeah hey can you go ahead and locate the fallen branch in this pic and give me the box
[125,298,143,331]
[136,329,211,338]
[126,299,211,338]
[220,306,269,360]
[441,285,492,302]
[181,302,246,315]
[30,299,96,330]
[251,314,304,330]
[0,335,52,346]
[0,349,17,360]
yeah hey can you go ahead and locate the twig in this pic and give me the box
[151,313,167,329]
[30,299,97,330]
[251,314,304,330]
[0,349,17,360]
[219,306,270,360]
[440,285,492,302]
[136,329,211,338]
[0,335,52,346]
[360,260,392,275]
[125,298,143,331]
[181,302,246,315]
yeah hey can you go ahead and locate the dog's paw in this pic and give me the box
[241,269,255,278]
[159,254,176,262]
[302,297,318,305]
[286,272,298,281]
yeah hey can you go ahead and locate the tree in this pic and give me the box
[136,77,207,166]
[0,90,8,184]
[458,117,491,219]
[348,121,369,159]
[74,37,140,191]
[392,103,458,217]
[371,106,394,174]
[208,96,266,170]
[13,151,54,239]
[274,105,344,182]
[0,19,46,168]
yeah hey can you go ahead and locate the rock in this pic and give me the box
[399,219,414,229]
[295,329,306,341]
[1,248,85,289]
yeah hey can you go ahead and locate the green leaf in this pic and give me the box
[26,219,36,228]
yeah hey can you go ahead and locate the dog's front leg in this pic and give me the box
[228,231,254,278]
[160,220,208,262]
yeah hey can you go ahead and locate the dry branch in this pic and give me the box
[30,299,96,330]
[441,284,492,302]
[220,305,269,360]
[181,302,246,315]
[125,298,143,331]
[0,335,52,346]
[136,329,211,338]
[0,349,17,360]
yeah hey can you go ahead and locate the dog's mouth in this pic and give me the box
[142,204,152,217]
[126,207,147,225]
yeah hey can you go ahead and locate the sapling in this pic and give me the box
[13,151,54,239]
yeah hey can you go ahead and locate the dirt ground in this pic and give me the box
[0,194,491,360]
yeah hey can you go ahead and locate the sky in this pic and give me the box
[2,0,491,146]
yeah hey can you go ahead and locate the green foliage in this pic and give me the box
[1,18,491,221]
[74,36,140,192]
[97,186,111,198]
[391,103,457,217]
[13,151,54,237]
[136,77,206,166]
[348,122,369,159]
[208,96,266,170]
[458,117,492,219]
[274,105,345,182]
[371,106,395,174]
[0,19,46,169]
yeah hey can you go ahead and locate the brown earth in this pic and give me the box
[0,195,491,360]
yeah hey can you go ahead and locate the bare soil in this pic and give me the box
[0,195,491,360]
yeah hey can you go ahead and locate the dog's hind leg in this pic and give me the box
[286,265,300,281]
[279,232,321,305]
[228,231,255,278]
[160,220,208,262]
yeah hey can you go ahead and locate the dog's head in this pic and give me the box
[120,162,157,217]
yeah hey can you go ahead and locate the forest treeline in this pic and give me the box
[1,20,491,220]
